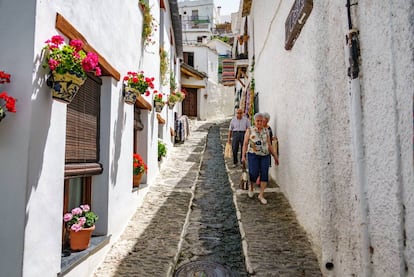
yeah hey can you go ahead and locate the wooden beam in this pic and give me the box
[134,95,152,111]
[55,13,121,80]
[180,67,204,80]
[181,83,205,89]
[156,113,166,124]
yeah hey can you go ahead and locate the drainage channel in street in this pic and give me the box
[174,124,248,276]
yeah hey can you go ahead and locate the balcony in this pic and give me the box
[181,15,211,31]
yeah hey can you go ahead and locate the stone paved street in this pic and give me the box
[93,119,322,277]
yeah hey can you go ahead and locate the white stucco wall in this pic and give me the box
[249,0,414,276]
[0,0,181,276]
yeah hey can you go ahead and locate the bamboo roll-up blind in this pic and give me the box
[65,74,101,164]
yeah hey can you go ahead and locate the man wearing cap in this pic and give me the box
[227,109,250,168]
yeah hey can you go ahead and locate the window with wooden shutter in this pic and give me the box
[65,74,103,177]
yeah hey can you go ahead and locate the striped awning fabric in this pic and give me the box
[222,59,235,86]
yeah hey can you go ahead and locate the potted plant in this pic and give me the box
[167,93,180,109]
[133,153,148,187]
[169,73,177,93]
[139,0,157,46]
[0,71,16,122]
[158,139,167,161]
[176,89,186,102]
[43,35,101,104]
[123,71,155,104]
[159,47,169,85]
[63,204,99,251]
[153,91,165,112]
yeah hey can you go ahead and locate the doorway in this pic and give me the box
[182,88,198,117]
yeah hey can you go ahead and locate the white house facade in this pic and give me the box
[234,0,414,276]
[0,0,183,276]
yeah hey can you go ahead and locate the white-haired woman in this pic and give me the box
[242,113,279,204]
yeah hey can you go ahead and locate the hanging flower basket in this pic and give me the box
[168,102,175,109]
[0,107,5,122]
[0,71,17,122]
[154,101,165,112]
[123,86,139,104]
[43,35,101,104]
[47,71,87,104]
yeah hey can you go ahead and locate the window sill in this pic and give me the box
[59,235,111,276]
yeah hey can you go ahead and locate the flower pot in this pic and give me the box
[123,86,139,104]
[154,102,164,112]
[0,107,5,122]
[69,225,95,251]
[47,71,87,104]
[133,171,144,187]
[168,102,175,109]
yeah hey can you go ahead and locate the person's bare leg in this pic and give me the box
[248,181,254,198]
[258,182,267,204]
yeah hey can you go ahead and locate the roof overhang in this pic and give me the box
[180,63,207,80]
[135,95,152,111]
[169,0,183,59]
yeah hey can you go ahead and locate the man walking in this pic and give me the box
[227,109,250,168]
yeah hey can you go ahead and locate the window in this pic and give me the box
[62,74,102,246]
[191,9,198,20]
[183,52,194,67]
[65,73,103,177]
[62,177,92,247]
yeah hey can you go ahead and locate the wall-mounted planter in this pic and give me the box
[47,71,86,104]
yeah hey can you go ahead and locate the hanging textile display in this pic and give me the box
[240,85,248,115]
[222,59,235,86]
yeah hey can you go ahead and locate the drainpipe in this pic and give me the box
[345,1,372,276]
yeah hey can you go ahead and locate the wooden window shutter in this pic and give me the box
[65,74,102,164]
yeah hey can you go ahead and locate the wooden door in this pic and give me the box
[182,88,198,117]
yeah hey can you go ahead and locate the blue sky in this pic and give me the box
[214,0,240,15]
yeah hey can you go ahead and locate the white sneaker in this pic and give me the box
[248,189,254,198]
[258,195,267,205]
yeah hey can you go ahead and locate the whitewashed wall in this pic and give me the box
[249,0,414,276]
[0,0,180,276]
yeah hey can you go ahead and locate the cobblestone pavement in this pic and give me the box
[94,119,322,277]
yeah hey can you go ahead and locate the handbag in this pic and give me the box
[239,161,249,190]
[224,142,232,158]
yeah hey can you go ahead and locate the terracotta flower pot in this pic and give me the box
[133,171,144,187]
[47,71,87,104]
[69,225,95,251]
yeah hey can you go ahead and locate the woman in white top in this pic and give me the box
[242,113,278,205]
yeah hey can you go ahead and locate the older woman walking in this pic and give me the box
[241,113,278,204]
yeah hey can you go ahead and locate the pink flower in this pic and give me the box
[63,213,73,222]
[71,223,82,232]
[79,217,86,226]
[48,59,59,71]
[80,204,90,212]
[95,67,102,76]
[45,35,64,47]
[71,207,83,215]
[81,52,99,71]
[145,91,150,96]
[69,39,83,52]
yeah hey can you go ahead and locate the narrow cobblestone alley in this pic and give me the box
[93,119,322,277]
